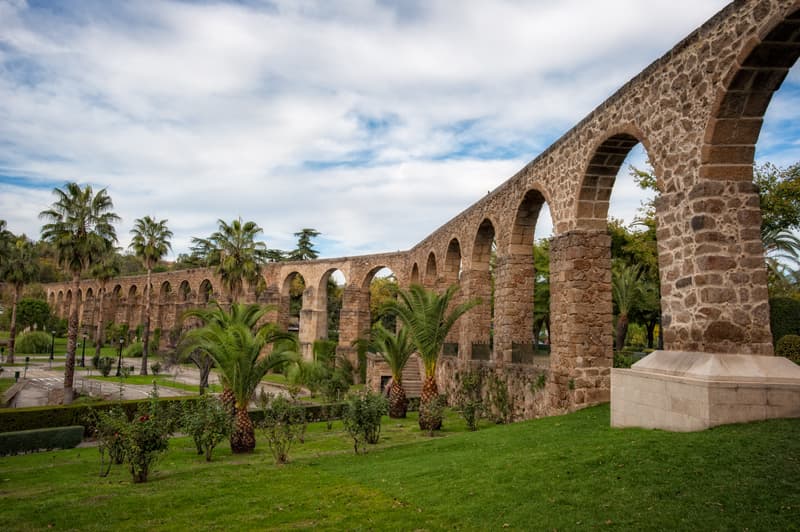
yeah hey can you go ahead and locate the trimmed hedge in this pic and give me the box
[770,297,800,345]
[776,334,800,364]
[0,396,201,435]
[0,425,84,456]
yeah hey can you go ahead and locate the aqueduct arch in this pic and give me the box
[44,0,800,430]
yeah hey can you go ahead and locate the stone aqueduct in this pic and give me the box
[45,0,800,426]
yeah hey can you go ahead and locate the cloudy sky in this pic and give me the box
[1,0,798,260]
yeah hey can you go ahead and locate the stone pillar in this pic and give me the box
[493,254,535,363]
[298,286,326,360]
[459,268,492,361]
[656,183,773,355]
[548,230,613,410]
[339,286,370,381]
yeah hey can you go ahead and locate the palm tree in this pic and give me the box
[371,323,415,418]
[612,262,642,352]
[383,284,480,430]
[40,183,119,403]
[762,227,800,286]
[180,302,296,453]
[1,236,39,363]
[89,251,121,359]
[130,216,173,375]
[191,217,269,303]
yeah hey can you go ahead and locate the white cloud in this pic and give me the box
[2,0,794,262]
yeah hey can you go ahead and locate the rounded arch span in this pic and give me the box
[160,281,173,300]
[410,263,420,285]
[198,279,213,304]
[178,280,191,302]
[424,251,437,287]
[317,268,347,295]
[575,128,658,231]
[128,285,138,299]
[472,218,496,271]
[511,189,550,256]
[443,238,462,284]
[703,6,800,175]
[361,265,393,290]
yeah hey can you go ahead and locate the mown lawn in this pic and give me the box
[0,404,798,530]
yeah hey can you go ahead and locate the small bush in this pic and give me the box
[457,371,483,432]
[122,385,173,483]
[776,334,800,364]
[0,425,83,456]
[181,395,231,462]
[150,362,162,375]
[770,297,800,345]
[257,393,306,464]
[123,342,144,358]
[614,352,634,368]
[89,407,128,476]
[342,391,387,454]
[14,331,52,355]
[93,356,114,377]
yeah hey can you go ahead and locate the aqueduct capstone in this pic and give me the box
[46,0,800,430]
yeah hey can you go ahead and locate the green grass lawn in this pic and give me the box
[0,377,15,395]
[0,404,798,530]
[87,374,220,394]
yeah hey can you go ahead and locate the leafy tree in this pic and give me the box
[16,298,51,331]
[191,217,269,303]
[89,251,121,358]
[369,274,398,330]
[129,216,173,375]
[40,182,119,403]
[327,276,343,341]
[382,284,480,431]
[762,227,800,292]
[755,162,800,235]
[289,228,320,261]
[612,261,642,351]
[371,323,415,418]
[173,252,205,270]
[533,240,550,346]
[0,236,40,363]
[180,302,297,453]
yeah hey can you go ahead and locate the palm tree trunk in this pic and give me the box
[615,313,629,352]
[419,375,442,431]
[230,406,256,453]
[7,284,20,364]
[64,273,81,404]
[140,268,152,375]
[389,379,408,418]
[95,285,105,359]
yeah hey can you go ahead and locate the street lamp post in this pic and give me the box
[116,337,124,377]
[80,333,87,368]
[50,330,56,361]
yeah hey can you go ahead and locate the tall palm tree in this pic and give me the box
[130,216,173,375]
[612,261,642,352]
[40,183,119,404]
[762,227,800,285]
[180,302,296,453]
[1,236,39,363]
[191,217,269,303]
[371,323,415,418]
[89,251,121,359]
[383,284,480,431]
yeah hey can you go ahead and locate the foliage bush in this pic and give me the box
[770,297,800,345]
[123,341,144,358]
[14,331,52,354]
[456,371,483,431]
[613,352,634,368]
[150,361,162,375]
[342,391,387,454]
[486,373,512,424]
[89,407,128,476]
[0,425,83,456]
[15,298,51,331]
[181,395,231,462]
[92,354,115,376]
[122,387,173,483]
[257,393,307,464]
[48,318,68,338]
[776,334,800,364]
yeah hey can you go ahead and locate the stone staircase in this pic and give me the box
[402,354,423,398]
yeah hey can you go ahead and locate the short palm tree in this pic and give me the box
[89,252,121,359]
[612,261,642,351]
[40,183,119,404]
[130,216,173,375]
[180,302,297,453]
[371,323,416,418]
[0,236,39,363]
[191,217,269,303]
[383,284,480,430]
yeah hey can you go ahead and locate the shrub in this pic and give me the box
[93,356,114,377]
[486,373,512,424]
[16,298,51,331]
[342,391,387,454]
[181,395,231,462]
[776,334,800,364]
[123,342,144,358]
[48,318,68,338]
[770,297,800,345]
[614,352,634,368]
[14,331,52,355]
[257,393,306,464]
[89,407,128,476]
[457,371,483,432]
[0,426,83,456]
[150,361,162,375]
[122,385,173,483]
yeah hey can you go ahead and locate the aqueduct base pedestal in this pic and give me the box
[611,351,800,432]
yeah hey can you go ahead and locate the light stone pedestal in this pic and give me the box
[611,351,800,432]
